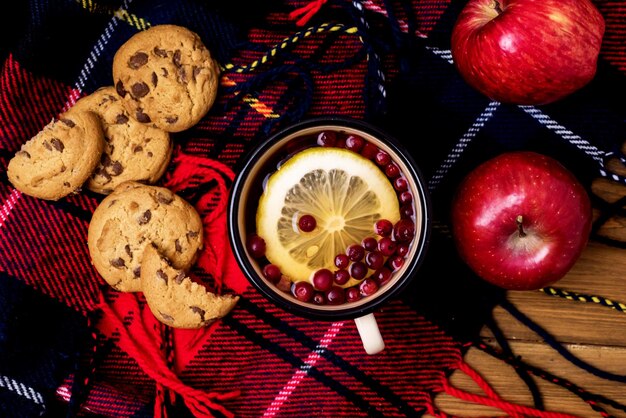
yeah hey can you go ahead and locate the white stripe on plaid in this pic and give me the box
[262,321,345,417]
[428,101,500,191]
[518,105,605,163]
[0,189,22,228]
[64,0,136,109]
[352,1,387,100]
[0,374,45,406]
[424,46,613,187]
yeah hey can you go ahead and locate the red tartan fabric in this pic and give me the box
[2,1,626,417]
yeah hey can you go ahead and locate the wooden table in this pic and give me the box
[430,174,626,417]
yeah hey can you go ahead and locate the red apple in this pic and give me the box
[450,0,605,105]
[451,151,592,290]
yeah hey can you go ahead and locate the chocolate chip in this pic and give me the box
[158,311,174,322]
[50,138,64,152]
[153,47,168,58]
[161,67,168,77]
[175,271,186,284]
[124,244,132,258]
[156,192,174,204]
[60,166,66,172]
[173,50,182,67]
[128,51,149,69]
[166,116,178,124]
[192,66,201,81]
[147,151,153,157]
[60,118,75,128]
[63,181,71,188]
[101,153,111,165]
[116,80,127,98]
[187,231,199,238]
[190,306,206,321]
[115,114,129,124]
[131,82,149,99]
[110,161,124,176]
[151,72,158,87]
[133,266,141,278]
[132,145,143,153]
[43,141,53,151]
[110,258,126,268]
[177,67,187,84]
[137,210,152,225]
[175,239,182,253]
[156,269,168,283]
[135,109,151,123]
[17,150,31,158]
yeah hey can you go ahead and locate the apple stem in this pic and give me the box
[490,0,503,14]
[516,215,527,238]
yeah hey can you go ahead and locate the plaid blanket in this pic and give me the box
[1,1,625,417]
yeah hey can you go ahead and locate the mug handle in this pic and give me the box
[354,313,385,355]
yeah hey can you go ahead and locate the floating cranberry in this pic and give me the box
[345,287,361,302]
[388,255,405,272]
[374,219,393,237]
[345,135,365,152]
[312,269,333,291]
[361,236,378,252]
[385,162,400,178]
[263,264,282,284]
[317,131,337,147]
[312,292,327,305]
[246,234,266,259]
[346,244,365,262]
[334,254,350,269]
[349,261,368,280]
[399,191,413,205]
[375,150,391,166]
[393,219,415,242]
[359,278,379,296]
[395,243,410,257]
[326,286,346,305]
[365,251,385,270]
[298,214,317,232]
[373,267,392,285]
[377,237,397,256]
[361,142,379,161]
[292,281,314,302]
[394,176,408,192]
[400,204,414,219]
[334,269,350,285]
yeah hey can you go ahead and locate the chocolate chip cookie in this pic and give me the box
[140,244,239,328]
[7,110,105,200]
[73,86,173,194]
[87,181,204,292]
[112,24,220,132]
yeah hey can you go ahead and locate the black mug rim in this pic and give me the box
[228,116,432,321]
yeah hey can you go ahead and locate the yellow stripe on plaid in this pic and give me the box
[221,22,359,73]
[76,0,150,31]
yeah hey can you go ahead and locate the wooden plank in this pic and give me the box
[432,342,626,417]
[480,240,626,348]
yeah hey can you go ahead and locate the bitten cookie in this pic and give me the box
[140,244,239,328]
[7,110,105,200]
[73,86,173,194]
[112,24,220,132]
[87,181,204,292]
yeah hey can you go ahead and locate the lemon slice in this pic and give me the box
[256,146,400,283]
